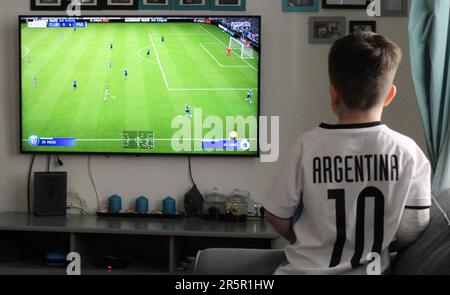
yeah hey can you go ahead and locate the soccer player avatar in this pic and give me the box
[110,42,113,50]
[161,35,165,44]
[108,59,112,70]
[73,80,78,91]
[147,48,151,59]
[124,69,128,80]
[246,89,253,104]
[33,76,37,89]
[229,129,238,141]
[185,104,192,117]
[104,86,109,101]
[227,47,232,57]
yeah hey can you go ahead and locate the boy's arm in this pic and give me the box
[390,207,430,252]
[265,211,296,244]
[391,148,432,252]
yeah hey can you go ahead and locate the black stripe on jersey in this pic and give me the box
[405,206,432,210]
[319,122,383,130]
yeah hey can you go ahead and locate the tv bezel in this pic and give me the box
[19,15,261,157]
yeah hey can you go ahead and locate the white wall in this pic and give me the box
[0,0,425,213]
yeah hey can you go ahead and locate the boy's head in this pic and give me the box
[328,32,402,115]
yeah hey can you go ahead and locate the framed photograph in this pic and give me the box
[210,0,246,11]
[349,20,376,34]
[381,0,408,17]
[173,0,210,10]
[139,0,173,9]
[282,0,320,12]
[31,0,67,10]
[322,0,370,9]
[309,17,346,44]
[103,0,138,9]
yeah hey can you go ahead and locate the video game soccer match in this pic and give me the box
[20,16,260,155]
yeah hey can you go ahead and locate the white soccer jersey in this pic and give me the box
[264,122,432,275]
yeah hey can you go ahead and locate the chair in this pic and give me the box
[193,248,286,275]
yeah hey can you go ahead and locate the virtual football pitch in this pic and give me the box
[21,22,259,154]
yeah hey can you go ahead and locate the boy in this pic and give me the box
[227,47,232,57]
[161,35,165,44]
[32,76,37,89]
[264,33,431,275]
[147,48,151,59]
[124,68,128,80]
[73,79,77,91]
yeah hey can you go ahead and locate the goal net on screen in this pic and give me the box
[229,37,254,60]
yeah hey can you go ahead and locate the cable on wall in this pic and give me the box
[27,154,36,215]
[88,155,100,210]
[47,155,51,172]
[188,156,197,186]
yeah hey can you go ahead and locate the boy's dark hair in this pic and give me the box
[328,32,402,110]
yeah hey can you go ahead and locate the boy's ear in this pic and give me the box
[329,83,339,107]
[383,85,397,107]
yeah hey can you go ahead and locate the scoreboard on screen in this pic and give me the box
[27,19,87,29]
[47,19,87,28]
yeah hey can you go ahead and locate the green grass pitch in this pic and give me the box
[21,22,259,154]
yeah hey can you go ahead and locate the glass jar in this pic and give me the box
[225,189,249,222]
[202,187,226,221]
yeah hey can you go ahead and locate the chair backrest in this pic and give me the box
[193,248,286,275]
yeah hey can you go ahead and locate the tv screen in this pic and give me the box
[20,16,260,156]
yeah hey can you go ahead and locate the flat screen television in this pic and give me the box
[20,16,260,156]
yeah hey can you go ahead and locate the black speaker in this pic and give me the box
[34,172,67,216]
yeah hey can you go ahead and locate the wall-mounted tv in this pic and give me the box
[20,16,260,156]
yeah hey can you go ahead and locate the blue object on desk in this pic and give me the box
[108,195,122,214]
[46,250,68,267]
[163,197,176,215]
[135,196,149,214]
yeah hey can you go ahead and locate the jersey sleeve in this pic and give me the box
[405,147,432,208]
[263,140,303,219]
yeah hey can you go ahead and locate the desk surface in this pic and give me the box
[0,213,279,239]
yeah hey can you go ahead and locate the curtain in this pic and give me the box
[409,0,450,190]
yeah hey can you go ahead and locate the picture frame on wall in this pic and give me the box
[349,20,376,34]
[309,17,346,44]
[381,0,408,17]
[103,0,138,10]
[282,0,320,12]
[210,0,246,11]
[322,0,370,9]
[173,0,210,10]
[138,0,174,10]
[31,0,67,10]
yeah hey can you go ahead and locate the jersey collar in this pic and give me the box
[319,122,383,130]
